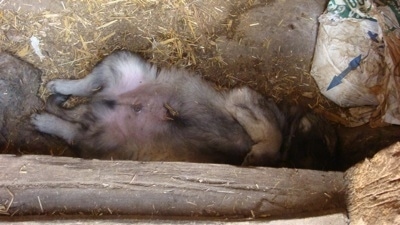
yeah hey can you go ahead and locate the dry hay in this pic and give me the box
[1,0,228,94]
[0,0,350,124]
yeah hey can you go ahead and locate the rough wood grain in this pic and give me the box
[0,213,349,225]
[0,155,345,220]
[345,142,400,225]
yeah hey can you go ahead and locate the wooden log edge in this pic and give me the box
[0,154,346,221]
[345,142,400,225]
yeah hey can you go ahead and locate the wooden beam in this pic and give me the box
[0,155,346,220]
[345,142,400,224]
[0,213,349,224]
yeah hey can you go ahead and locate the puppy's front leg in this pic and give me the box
[31,113,81,144]
[46,74,104,97]
[48,51,157,97]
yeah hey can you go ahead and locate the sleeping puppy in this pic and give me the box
[31,50,336,169]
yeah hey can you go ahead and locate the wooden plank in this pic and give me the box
[345,142,400,225]
[0,155,346,220]
[0,213,349,225]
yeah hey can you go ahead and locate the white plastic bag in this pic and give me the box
[311,0,400,126]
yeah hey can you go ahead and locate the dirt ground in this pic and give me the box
[1,0,399,170]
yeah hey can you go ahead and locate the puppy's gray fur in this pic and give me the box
[32,51,283,165]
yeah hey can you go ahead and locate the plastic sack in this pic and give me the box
[311,0,400,127]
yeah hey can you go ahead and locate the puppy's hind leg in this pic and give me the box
[225,87,283,167]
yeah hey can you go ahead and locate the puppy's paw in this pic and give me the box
[241,143,280,167]
[47,93,70,106]
[46,80,63,94]
[31,113,57,134]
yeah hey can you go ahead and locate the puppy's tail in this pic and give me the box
[278,103,338,170]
